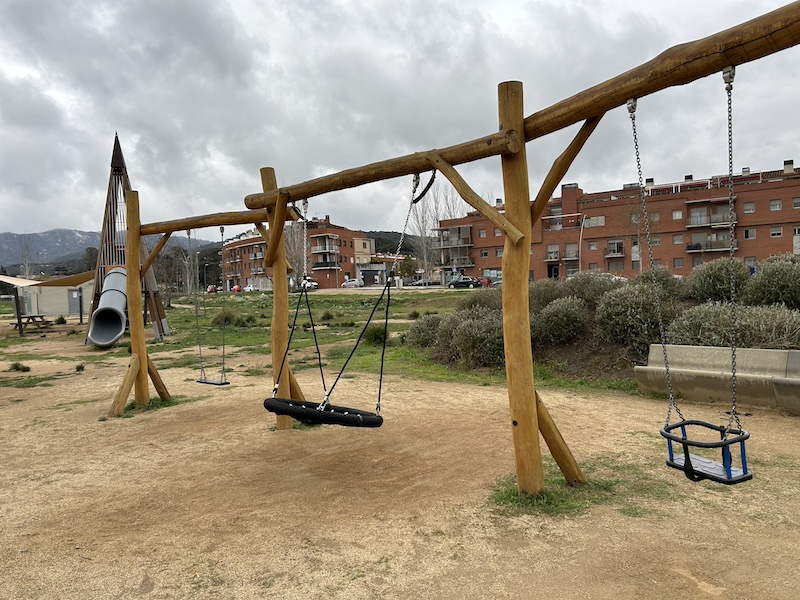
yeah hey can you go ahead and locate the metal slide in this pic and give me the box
[87,267,127,348]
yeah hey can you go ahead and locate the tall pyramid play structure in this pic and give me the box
[89,134,169,339]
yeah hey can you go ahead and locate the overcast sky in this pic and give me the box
[1,0,798,239]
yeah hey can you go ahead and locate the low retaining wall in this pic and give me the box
[634,344,800,415]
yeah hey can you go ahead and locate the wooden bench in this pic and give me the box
[11,314,53,330]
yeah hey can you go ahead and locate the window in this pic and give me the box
[743,202,755,214]
[588,241,598,251]
[673,234,683,245]
[745,257,757,267]
[589,263,598,271]
[744,228,756,240]
[479,229,487,238]
[480,250,488,258]
[495,248,503,257]
[770,199,782,211]
[608,260,624,272]
[565,263,579,277]
[692,256,704,267]
[651,235,661,246]
[632,260,641,270]
[494,228,502,237]
[795,226,800,236]
[652,258,662,266]
[650,211,661,222]
[584,216,605,228]
[631,213,640,224]
[673,257,684,268]
[672,209,683,220]
[794,198,800,209]
[771,226,783,238]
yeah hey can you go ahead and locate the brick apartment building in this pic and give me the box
[437,160,800,283]
[222,216,380,290]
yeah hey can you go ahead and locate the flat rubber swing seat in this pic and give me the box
[197,378,230,386]
[264,398,383,428]
[661,419,752,485]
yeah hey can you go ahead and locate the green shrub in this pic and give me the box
[233,313,257,327]
[742,254,800,310]
[632,266,689,300]
[405,313,443,348]
[432,312,464,364]
[668,302,800,349]
[54,315,67,325]
[211,307,237,327]
[362,323,388,346]
[458,288,502,311]
[320,310,334,321]
[564,271,626,309]
[9,362,31,372]
[452,307,505,369]
[408,310,420,320]
[596,284,680,360]
[75,363,85,372]
[529,279,568,312]
[688,257,751,303]
[535,296,591,345]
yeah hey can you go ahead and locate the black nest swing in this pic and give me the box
[264,398,383,427]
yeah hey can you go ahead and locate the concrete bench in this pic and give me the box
[634,344,800,415]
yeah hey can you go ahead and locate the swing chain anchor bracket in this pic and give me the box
[626,98,637,114]
[723,65,735,88]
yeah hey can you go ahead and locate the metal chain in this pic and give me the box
[724,66,741,433]
[189,229,207,380]
[302,199,309,279]
[218,225,227,383]
[391,174,420,273]
[627,99,683,425]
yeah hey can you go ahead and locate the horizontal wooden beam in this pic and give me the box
[140,208,272,236]
[523,2,800,141]
[425,151,525,245]
[244,129,522,209]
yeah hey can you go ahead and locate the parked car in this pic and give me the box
[490,280,502,288]
[411,279,439,286]
[341,279,364,288]
[243,284,259,292]
[231,285,242,292]
[448,276,481,289]
[300,278,319,290]
[477,277,493,287]
[206,285,217,293]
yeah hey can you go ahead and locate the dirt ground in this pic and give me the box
[1,321,799,600]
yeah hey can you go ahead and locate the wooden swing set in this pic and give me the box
[110,3,800,494]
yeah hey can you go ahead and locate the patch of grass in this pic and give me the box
[490,455,678,518]
[242,367,268,377]
[0,376,53,388]
[533,362,639,394]
[121,394,194,415]
[75,363,85,372]
[54,315,67,325]
[8,361,31,372]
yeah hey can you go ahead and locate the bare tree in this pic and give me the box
[283,220,306,277]
[19,234,34,279]
[409,180,466,279]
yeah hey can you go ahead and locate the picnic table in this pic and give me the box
[11,314,53,330]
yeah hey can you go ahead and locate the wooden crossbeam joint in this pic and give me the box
[424,151,525,246]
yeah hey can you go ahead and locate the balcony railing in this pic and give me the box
[312,261,340,269]
[543,251,560,262]
[311,245,339,254]
[686,216,711,227]
[563,250,579,260]
[437,238,473,249]
[443,257,475,268]
[249,252,264,260]
[604,247,625,258]
[686,240,738,253]
[710,212,737,227]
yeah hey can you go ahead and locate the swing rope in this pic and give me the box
[189,230,209,382]
[266,172,429,425]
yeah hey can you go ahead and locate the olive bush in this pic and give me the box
[632,265,690,300]
[532,296,591,345]
[457,287,502,311]
[688,257,751,303]
[452,307,505,369]
[596,284,679,359]
[529,278,569,312]
[404,313,443,348]
[668,302,800,349]
[563,271,626,309]
[742,254,800,310]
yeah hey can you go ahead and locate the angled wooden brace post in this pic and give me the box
[424,151,525,245]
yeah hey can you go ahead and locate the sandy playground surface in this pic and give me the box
[1,320,799,599]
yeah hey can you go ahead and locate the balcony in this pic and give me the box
[563,250,579,261]
[604,246,625,258]
[686,216,711,227]
[312,261,340,269]
[437,238,473,249]
[686,240,738,253]
[710,212,737,227]
[442,256,475,268]
[311,245,339,254]
[543,251,560,262]
[249,252,264,260]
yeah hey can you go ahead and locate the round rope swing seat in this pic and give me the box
[264,398,383,428]
[661,420,752,485]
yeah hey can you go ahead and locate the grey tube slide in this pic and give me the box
[87,267,128,348]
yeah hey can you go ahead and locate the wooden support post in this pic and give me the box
[140,208,272,236]
[535,391,585,485]
[263,192,289,267]
[499,81,544,495]
[12,287,23,337]
[125,190,150,407]
[147,355,171,402]
[108,354,140,417]
[425,151,525,245]
[262,168,295,430]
